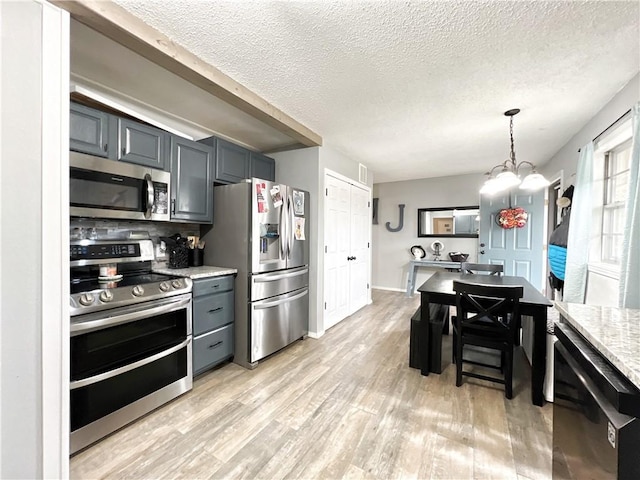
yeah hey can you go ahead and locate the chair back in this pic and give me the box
[452,281,523,337]
[461,262,503,276]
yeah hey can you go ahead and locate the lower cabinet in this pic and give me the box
[192,275,235,376]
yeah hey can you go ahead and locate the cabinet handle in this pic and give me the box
[171,199,176,215]
[480,250,485,255]
[121,147,126,156]
[103,143,108,152]
[211,284,220,289]
[208,307,223,314]
[207,341,223,349]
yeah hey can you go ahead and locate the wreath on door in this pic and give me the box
[497,207,528,229]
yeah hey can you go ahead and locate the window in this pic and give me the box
[589,112,632,278]
[601,139,631,263]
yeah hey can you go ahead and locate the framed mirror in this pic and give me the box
[417,206,479,238]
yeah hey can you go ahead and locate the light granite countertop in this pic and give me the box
[152,264,237,279]
[555,301,640,389]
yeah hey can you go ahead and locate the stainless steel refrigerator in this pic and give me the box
[202,178,310,369]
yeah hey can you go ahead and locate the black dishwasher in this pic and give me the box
[553,320,640,479]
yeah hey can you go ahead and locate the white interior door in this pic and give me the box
[324,172,371,331]
[348,184,370,314]
[324,174,351,329]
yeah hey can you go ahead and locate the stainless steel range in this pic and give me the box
[69,237,193,454]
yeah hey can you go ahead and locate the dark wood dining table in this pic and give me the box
[417,271,553,406]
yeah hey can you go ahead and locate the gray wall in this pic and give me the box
[372,173,482,292]
[272,146,371,336]
[540,73,639,181]
[539,73,639,305]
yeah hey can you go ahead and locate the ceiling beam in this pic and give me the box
[51,0,322,147]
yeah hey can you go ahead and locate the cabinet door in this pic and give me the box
[70,103,110,157]
[193,325,234,375]
[216,138,250,183]
[170,136,213,223]
[250,152,276,181]
[117,118,167,170]
[192,290,234,335]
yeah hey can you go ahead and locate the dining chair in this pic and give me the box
[452,280,523,399]
[458,262,525,345]
[460,262,503,275]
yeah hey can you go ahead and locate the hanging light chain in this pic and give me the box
[509,115,517,167]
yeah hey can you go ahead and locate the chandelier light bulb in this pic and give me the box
[520,172,550,191]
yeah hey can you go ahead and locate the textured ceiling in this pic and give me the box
[114,0,640,183]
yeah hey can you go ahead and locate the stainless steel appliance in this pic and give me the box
[553,320,640,479]
[203,178,309,369]
[70,151,170,221]
[69,238,192,454]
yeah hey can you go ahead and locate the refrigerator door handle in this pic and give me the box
[287,194,295,258]
[253,289,308,309]
[278,194,286,260]
[254,268,308,282]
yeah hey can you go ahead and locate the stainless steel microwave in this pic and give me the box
[70,151,170,221]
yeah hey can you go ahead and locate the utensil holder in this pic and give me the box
[189,248,203,267]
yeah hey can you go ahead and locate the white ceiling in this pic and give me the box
[113,0,639,184]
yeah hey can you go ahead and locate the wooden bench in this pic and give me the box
[409,303,450,374]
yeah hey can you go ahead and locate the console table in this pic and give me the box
[405,259,461,296]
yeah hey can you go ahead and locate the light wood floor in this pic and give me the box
[71,289,553,479]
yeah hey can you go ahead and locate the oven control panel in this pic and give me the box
[70,239,155,266]
[70,243,140,261]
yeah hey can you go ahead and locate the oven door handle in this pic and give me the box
[71,296,191,335]
[70,337,191,390]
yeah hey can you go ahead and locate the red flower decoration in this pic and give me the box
[497,207,528,229]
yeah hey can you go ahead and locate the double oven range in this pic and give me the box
[69,237,193,454]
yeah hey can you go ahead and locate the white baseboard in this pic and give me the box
[307,330,324,339]
[371,286,405,293]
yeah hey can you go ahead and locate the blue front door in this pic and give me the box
[478,189,545,290]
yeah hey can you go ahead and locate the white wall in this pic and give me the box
[540,73,639,305]
[372,173,481,292]
[272,145,371,336]
[1,1,69,477]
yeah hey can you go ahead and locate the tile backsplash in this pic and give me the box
[70,218,201,264]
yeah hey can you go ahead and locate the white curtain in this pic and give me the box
[619,103,640,309]
[564,142,594,303]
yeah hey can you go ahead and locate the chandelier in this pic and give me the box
[480,109,550,195]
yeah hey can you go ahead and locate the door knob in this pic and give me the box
[480,243,485,247]
[480,250,485,255]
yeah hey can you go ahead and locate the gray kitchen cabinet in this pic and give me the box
[170,135,213,223]
[250,152,276,181]
[117,117,168,170]
[192,275,235,376]
[70,102,110,157]
[215,137,251,184]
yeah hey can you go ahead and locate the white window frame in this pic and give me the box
[588,115,633,280]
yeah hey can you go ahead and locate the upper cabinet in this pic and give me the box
[200,136,275,183]
[170,136,213,224]
[70,102,110,157]
[250,152,276,181]
[117,118,168,171]
[215,138,251,184]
